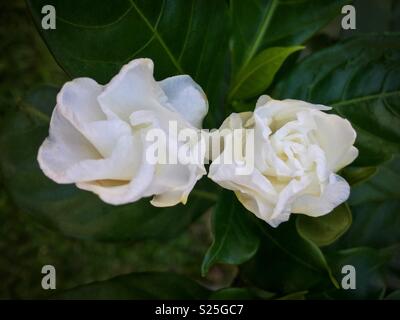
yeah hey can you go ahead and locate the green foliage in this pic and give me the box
[26,0,230,126]
[322,247,391,299]
[296,204,352,247]
[201,190,259,276]
[240,220,338,294]
[340,156,400,248]
[230,0,349,73]
[0,86,214,241]
[0,0,399,299]
[229,46,303,101]
[56,272,210,299]
[274,34,400,167]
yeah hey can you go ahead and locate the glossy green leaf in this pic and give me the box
[0,86,214,241]
[341,166,377,186]
[230,0,348,74]
[229,46,303,101]
[336,156,400,248]
[349,155,400,205]
[323,248,390,299]
[274,34,400,166]
[296,204,352,247]
[55,272,210,299]
[201,190,260,276]
[27,0,230,126]
[240,219,338,294]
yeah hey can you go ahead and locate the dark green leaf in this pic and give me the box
[274,34,400,166]
[296,204,352,247]
[230,0,348,74]
[336,156,400,248]
[0,86,214,241]
[385,290,400,300]
[240,219,338,294]
[55,272,210,299]
[341,166,377,186]
[323,247,390,299]
[276,291,308,300]
[201,190,260,276]
[349,155,400,205]
[209,287,275,300]
[229,46,303,101]
[27,0,230,126]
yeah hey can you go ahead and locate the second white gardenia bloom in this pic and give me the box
[38,58,208,206]
[209,95,358,227]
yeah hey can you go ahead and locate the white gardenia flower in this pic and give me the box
[209,95,358,227]
[38,58,208,206]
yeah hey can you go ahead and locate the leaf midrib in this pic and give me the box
[238,0,279,73]
[332,90,400,107]
[202,199,236,274]
[128,0,184,74]
[229,47,302,99]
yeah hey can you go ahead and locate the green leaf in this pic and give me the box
[349,155,400,205]
[209,287,275,300]
[229,46,303,101]
[55,272,210,299]
[0,86,214,241]
[341,166,377,186]
[230,0,348,74]
[240,219,338,294]
[201,190,260,276]
[323,247,390,299]
[26,0,230,126]
[385,290,400,300]
[296,204,352,247]
[209,288,253,300]
[274,34,400,166]
[336,156,400,248]
[276,291,308,300]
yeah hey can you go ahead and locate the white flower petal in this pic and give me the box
[37,106,100,184]
[312,112,358,171]
[75,132,156,205]
[64,134,143,182]
[159,75,208,128]
[209,149,278,225]
[209,96,357,227]
[57,77,105,124]
[97,59,167,121]
[150,162,206,207]
[292,173,350,217]
[38,58,209,207]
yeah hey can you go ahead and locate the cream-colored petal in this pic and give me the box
[37,106,100,184]
[209,147,278,224]
[255,96,330,132]
[76,157,154,205]
[80,120,132,158]
[159,75,208,128]
[269,175,311,225]
[64,134,143,182]
[148,132,207,207]
[57,77,105,124]
[75,133,156,205]
[291,173,350,217]
[312,112,358,172]
[97,58,168,122]
[150,162,206,207]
